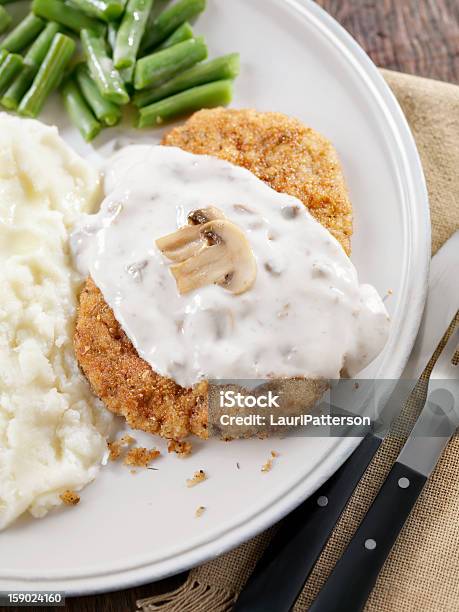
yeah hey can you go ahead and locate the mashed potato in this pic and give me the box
[0,114,112,530]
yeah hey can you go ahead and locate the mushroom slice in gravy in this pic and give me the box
[160,218,257,295]
[156,206,226,262]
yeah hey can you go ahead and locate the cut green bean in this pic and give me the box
[134,53,239,107]
[61,78,101,141]
[19,33,76,117]
[2,65,34,108]
[1,14,45,53]
[81,28,129,104]
[156,21,193,51]
[76,64,122,125]
[0,48,7,65]
[111,23,134,86]
[69,0,125,23]
[0,6,12,35]
[120,64,134,84]
[137,79,232,128]
[32,0,105,35]
[134,36,207,90]
[141,0,205,52]
[107,21,117,51]
[114,0,153,69]
[25,21,61,66]
[0,53,23,93]
[2,23,60,109]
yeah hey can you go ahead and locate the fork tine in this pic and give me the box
[431,325,459,379]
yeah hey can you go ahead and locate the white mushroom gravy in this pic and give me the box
[71,145,390,388]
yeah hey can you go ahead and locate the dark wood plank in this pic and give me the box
[316,0,459,83]
[52,2,458,611]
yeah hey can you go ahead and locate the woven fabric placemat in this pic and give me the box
[138,70,459,612]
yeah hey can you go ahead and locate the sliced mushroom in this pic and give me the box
[187,206,225,225]
[156,225,206,262]
[170,219,257,295]
[155,207,225,262]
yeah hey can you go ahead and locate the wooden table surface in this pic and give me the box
[10,2,458,612]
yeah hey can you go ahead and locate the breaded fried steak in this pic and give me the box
[74,109,353,443]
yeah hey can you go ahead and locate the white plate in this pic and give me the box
[0,0,430,594]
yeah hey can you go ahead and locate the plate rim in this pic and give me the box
[5,0,430,595]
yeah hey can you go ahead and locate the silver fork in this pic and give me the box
[309,323,459,612]
[396,324,459,475]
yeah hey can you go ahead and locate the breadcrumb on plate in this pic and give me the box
[262,451,280,473]
[186,470,207,487]
[107,434,135,461]
[168,439,192,456]
[195,506,206,518]
[124,447,161,468]
[60,490,80,506]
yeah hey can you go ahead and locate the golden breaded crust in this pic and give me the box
[162,108,352,254]
[75,277,208,440]
[75,109,352,442]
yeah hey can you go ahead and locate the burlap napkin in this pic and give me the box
[137,70,459,612]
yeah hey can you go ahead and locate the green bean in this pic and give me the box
[0,6,11,35]
[2,65,34,108]
[108,24,134,83]
[0,49,8,65]
[134,36,207,90]
[107,21,117,51]
[32,0,105,35]
[113,0,153,69]
[156,21,193,51]
[18,33,76,117]
[137,79,232,128]
[25,21,61,66]
[69,0,125,23]
[61,78,101,141]
[134,53,239,107]
[141,0,205,52]
[1,14,45,53]
[2,23,60,109]
[0,53,23,93]
[76,64,121,125]
[81,28,129,104]
[120,64,134,84]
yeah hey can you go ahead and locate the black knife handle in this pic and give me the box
[309,461,427,612]
[233,433,382,612]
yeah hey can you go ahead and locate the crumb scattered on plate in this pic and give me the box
[108,434,136,461]
[195,506,206,518]
[186,470,207,487]
[60,491,80,506]
[383,288,394,302]
[168,439,192,456]
[261,451,280,473]
[124,447,161,468]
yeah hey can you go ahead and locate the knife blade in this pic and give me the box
[233,231,459,612]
